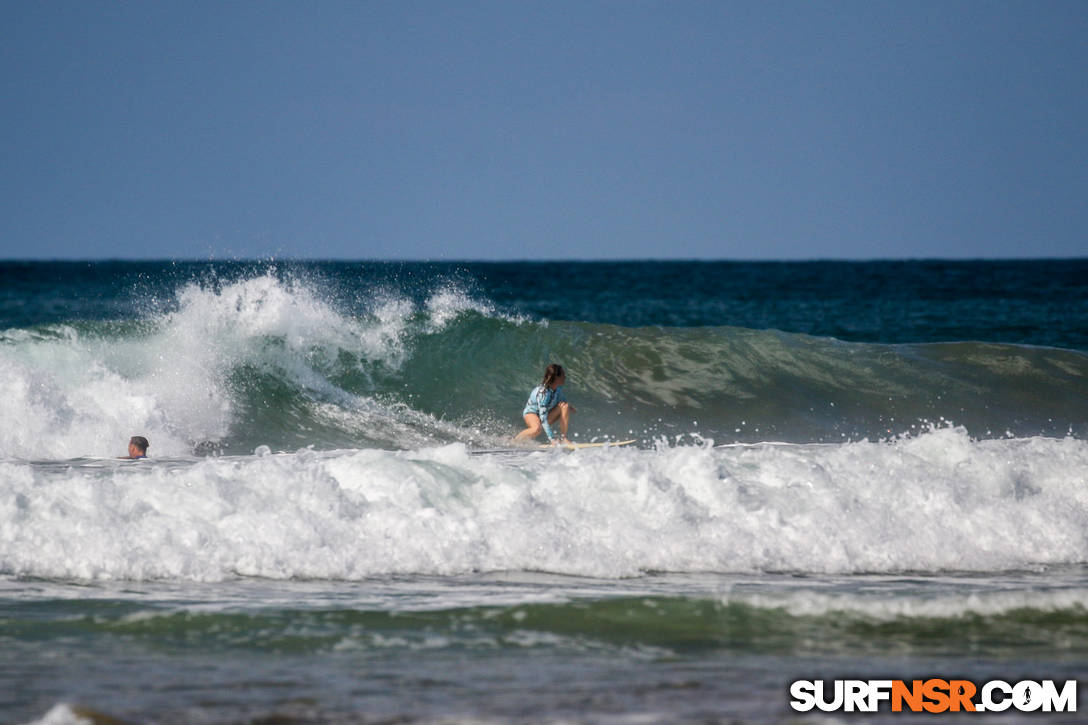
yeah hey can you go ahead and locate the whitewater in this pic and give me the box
[3,429,1087,582]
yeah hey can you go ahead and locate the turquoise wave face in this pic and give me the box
[1,272,1087,456]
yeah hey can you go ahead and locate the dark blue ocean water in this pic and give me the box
[3,260,1087,348]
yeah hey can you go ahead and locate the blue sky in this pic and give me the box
[2,1,1086,260]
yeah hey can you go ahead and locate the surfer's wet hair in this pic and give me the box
[541,364,565,388]
[129,436,149,453]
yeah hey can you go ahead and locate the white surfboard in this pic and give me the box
[544,439,637,450]
[471,439,637,455]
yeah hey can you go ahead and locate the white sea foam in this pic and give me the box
[1,428,1086,581]
[726,585,1088,620]
[423,284,528,330]
[18,704,92,725]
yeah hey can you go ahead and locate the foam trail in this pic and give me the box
[2,428,1086,581]
[730,585,1088,620]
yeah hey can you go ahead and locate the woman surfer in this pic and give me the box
[516,363,576,444]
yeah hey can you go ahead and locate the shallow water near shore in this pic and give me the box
[5,567,1088,724]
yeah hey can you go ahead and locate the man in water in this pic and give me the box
[123,436,150,459]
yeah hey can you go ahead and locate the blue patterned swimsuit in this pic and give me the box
[522,385,568,441]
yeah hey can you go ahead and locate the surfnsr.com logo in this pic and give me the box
[790,679,1078,713]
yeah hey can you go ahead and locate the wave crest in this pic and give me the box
[1,273,1086,459]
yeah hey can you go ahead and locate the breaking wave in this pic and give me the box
[0,273,1085,459]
